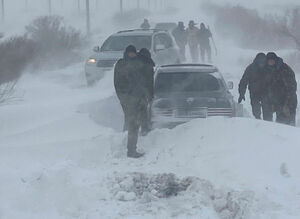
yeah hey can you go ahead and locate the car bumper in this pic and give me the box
[151,107,233,128]
[85,64,113,82]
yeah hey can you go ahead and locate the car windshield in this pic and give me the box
[101,35,152,52]
[155,72,221,93]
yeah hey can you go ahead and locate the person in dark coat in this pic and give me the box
[198,23,212,63]
[114,45,146,158]
[238,53,273,121]
[138,48,155,135]
[266,52,297,126]
[172,22,187,60]
[140,19,151,29]
[186,20,200,63]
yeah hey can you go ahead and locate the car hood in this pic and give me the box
[89,51,123,60]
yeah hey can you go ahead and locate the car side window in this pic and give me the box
[154,33,173,49]
[162,34,173,48]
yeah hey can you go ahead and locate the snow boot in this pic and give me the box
[127,151,144,158]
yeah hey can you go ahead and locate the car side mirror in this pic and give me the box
[155,44,166,51]
[93,46,100,52]
[227,81,234,90]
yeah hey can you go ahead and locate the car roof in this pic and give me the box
[155,22,177,26]
[113,29,168,37]
[158,64,219,73]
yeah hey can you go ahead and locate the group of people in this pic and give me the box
[140,19,214,63]
[114,45,155,158]
[172,20,213,63]
[239,52,297,126]
[114,25,298,159]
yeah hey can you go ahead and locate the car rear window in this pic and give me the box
[155,72,221,93]
[101,35,152,52]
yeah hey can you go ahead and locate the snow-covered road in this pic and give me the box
[1,60,300,219]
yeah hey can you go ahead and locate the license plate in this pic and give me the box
[175,108,208,118]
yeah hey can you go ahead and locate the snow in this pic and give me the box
[0,60,300,218]
[1,1,300,218]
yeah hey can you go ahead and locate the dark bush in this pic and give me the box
[278,8,300,50]
[0,36,37,84]
[201,3,295,50]
[25,16,84,68]
[26,16,82,53]
[0,36,37,104]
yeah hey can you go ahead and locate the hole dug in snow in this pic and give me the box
[110,172,255,219]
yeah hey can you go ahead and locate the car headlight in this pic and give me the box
[87,58,96,64]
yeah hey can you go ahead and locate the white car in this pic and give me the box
[85,29,181,86]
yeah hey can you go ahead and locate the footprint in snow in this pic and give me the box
[280,162,291,178]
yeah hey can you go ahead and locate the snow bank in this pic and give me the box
[1,62,300,218]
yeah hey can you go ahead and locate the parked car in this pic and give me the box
[151,64,243,128]
[154,22,177,32]
[85,29,181,86]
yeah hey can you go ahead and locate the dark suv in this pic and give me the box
[151,64,243,128]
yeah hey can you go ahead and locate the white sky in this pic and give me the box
[0,0,299,35]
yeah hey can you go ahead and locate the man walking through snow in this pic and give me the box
[186,20,200,63]
[172,22,187,61]
[138,48,155,136]
[266,52,297,126]
[198,23,212,63]
[114,45,146,158]
[140,19,151,29]
[238,53,273,121]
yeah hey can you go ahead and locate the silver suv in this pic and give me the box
[85,29,181,85]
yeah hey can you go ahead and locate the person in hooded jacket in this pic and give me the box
[238,53,273,121]
[198,23,212,63]
[186,20,200,63]
[138,48,155,135]
[114,45,146,158]
[140,19,151,29]
[172,22,187,60]
[266,52,297,126]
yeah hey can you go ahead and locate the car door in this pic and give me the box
[153,33,179,65]
[162,33,180,63]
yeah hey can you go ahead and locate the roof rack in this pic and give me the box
[117,29,167,34]
[161,64,216,68]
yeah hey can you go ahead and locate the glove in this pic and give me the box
[238,95,245,104]
[282,104,291,117]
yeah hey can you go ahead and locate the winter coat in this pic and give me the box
[140,22,150,29]
[198,27,212,46]
[172,27,187,46]
[138,54,155,101]
[267,58,297,109]
[239,58,272,98]
[186,27,200,47]
[114,56,147,100]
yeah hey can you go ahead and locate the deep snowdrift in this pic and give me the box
[1,66,300,218]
